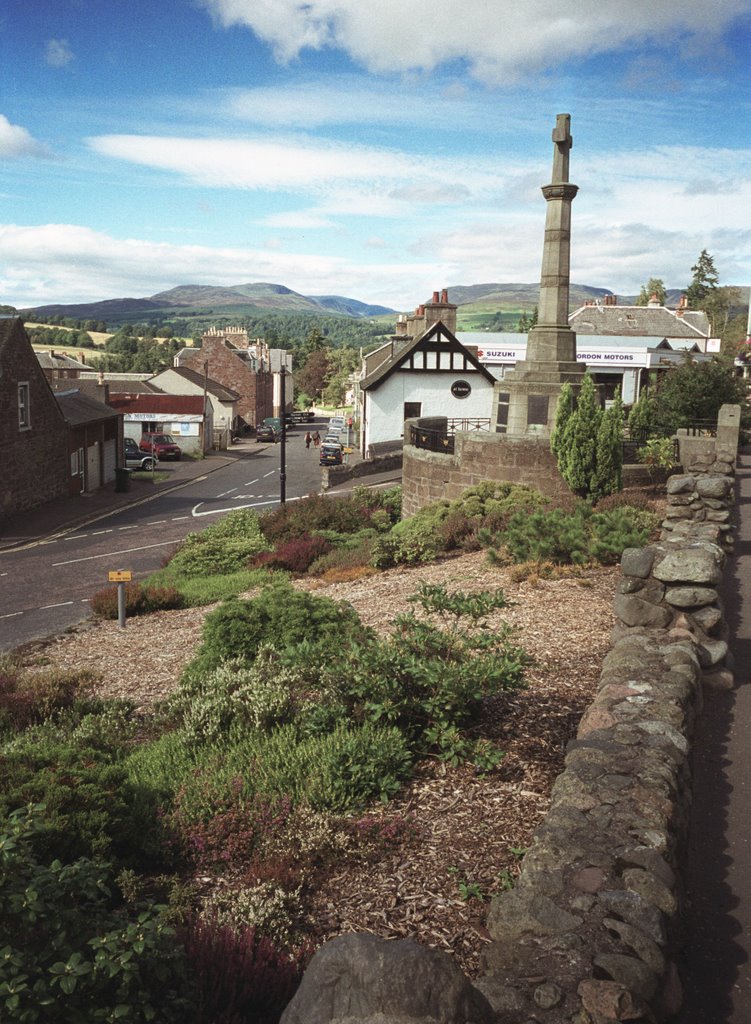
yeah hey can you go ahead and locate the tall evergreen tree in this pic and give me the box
[550,383,575,465]
[560,375,602,496]
[592,391,623,499]
[686,250,719,307]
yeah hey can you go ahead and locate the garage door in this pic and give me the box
[86,442,100,491]
[103,438,116,484]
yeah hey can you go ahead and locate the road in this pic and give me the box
[0,432,326,652]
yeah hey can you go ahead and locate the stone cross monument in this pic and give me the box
[497,113,585,438]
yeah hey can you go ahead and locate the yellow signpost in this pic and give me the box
[108,570,132,583]
[108,570,132,626]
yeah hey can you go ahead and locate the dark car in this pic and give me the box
[139,432,181,460]
[319,442,343,466]
[256,423,279,443]
[124,437,157,470]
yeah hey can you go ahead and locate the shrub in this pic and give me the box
[181,915,304,1024]
[182,579,367,683]
[260,492,376,544]
[252,533,333,574]
[594,487,658,513]
[492,503,657,566]
[90,582,183,619]
[145,567,274,607]
[0,805,191,1024]
[205,882,302,946]
[0,661,97,735]
[307,535,378,576]
[0,734,163,867]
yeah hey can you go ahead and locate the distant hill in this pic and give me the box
[21,282,398,326]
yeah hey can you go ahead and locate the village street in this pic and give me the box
[0,431,329,652]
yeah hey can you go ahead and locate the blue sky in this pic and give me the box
[1,0,750,311]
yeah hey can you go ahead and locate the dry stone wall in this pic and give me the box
[282,428,738,1023]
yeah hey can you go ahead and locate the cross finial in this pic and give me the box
[551,113,572,184]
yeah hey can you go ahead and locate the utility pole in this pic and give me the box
[280,363,287,503]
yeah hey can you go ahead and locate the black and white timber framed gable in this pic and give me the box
[358,321,497,457]
[361,321,496,390]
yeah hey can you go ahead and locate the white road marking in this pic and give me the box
[172,515,190,521]
[0,611,23,619]
[148,520,167,525]
[245,477,259,485]
[40,601,74,610]
[192,500,278,517]
[118,524,138,531]
[217,487,238,497]
[263,470,277,478]
[64,534,89,541]
[52,540,177,566]
[92,529,114,536]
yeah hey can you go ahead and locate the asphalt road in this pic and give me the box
[0,433,325,652]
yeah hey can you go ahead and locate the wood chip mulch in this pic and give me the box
[20,550,616,976]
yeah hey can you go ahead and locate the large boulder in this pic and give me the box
[280,934,495,1024]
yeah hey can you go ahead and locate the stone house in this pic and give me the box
[54,388,122,495]
[0,317,69,520]
[35,349,96,382]
[358,291,496,457]
[174,326,274,429]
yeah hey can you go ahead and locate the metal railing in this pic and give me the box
[409,424,455,454]
[447,417,492,432]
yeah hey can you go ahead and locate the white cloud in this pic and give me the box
[200,0,751,82]
[0,222,438,309]
[0,115,49,159]
[45,38,75,68]
[87,132,503,208]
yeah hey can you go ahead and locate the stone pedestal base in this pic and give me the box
[496,362,585,438]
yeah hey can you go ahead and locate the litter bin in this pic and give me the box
[114,467,131,493]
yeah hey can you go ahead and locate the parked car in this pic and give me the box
[139,433,182,460]
[124,437,157,471]
[319,442,343,466]
[323,433,342,447]
[256,423,279,443]
[328,416,346,432]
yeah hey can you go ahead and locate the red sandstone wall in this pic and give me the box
[401,433,571,516]
[181,339,273,426]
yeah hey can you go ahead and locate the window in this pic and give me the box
[404,402,422,420]
[18,383,30,430]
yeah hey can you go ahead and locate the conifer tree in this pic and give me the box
[593,391,623,499]
[550,382,575,465]
[560,375,602,495]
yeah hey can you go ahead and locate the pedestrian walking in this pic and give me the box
[313,431,321,447]
[305,431,311,449]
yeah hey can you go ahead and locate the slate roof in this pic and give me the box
[35,351,95,371]
[569,304,710,339]
[153,366,240,402]
[54,388,120,426]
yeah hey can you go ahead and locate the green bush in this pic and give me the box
[0,733,162,867]
[495,503,656,566]
[0,805,191,1023]
[159,510,271,580]
[171,722,412,821]
[182,579,367,683]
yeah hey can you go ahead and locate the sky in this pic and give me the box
[1,0,751,313]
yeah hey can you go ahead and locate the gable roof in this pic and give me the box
[152,366,240,402]
[55,388,120,426]
[569,303,710,339]
[361,321,496,391]
[35,350,95,371]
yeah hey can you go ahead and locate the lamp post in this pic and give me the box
[280,363,287,504]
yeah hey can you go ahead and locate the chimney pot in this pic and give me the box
[431,291,439,304]
[441,288,448,303]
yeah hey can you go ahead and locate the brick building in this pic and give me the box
[174,326,274,429]
[0,317,69,521]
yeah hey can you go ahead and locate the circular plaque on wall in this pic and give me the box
[450,380,472,399]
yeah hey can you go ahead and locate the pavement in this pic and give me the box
[679,449,751,1022]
